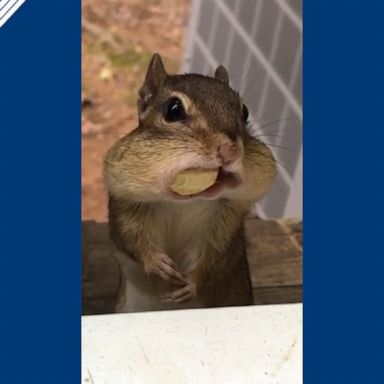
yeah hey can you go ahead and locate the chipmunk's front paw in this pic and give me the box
[161,282,197,304]
[144,252,186,284]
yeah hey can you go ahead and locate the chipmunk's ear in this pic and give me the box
[214,65,229,85]
[138,53,168,117]
[141,53,167,95]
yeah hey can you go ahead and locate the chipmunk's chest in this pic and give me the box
[148,201,215,272]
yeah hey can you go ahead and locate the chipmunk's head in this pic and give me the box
[105,53,276,202]
[137,53,249,145]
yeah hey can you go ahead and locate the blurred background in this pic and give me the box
[82,0,302,222]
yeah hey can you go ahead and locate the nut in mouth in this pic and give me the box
[170,167,241,200]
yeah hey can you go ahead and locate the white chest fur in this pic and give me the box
[148,200,216,274]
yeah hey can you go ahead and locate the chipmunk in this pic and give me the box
[104,54,277,312]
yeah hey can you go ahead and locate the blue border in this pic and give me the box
[0,1,81,382]
[1,0,384,382]
[305,1,384,383]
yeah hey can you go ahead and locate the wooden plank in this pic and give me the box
[82,297,118,315]
[245,218,302,288]
[252,286,302,305]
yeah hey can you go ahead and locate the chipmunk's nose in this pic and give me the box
[214,134,241,165]
[219,142,239,165]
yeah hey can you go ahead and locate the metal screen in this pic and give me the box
[182,0,302,219]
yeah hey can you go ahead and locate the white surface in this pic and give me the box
[82,304,302,384]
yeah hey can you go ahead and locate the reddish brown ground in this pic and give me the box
[82,0,191,221]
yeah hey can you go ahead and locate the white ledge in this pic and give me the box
[82,303,302,384]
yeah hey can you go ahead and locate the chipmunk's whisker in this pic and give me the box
[262,143,294,151]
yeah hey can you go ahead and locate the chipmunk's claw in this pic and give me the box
[161,282,196,304]
[144,252,186,285]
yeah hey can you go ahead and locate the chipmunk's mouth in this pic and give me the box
[169,167,241,200]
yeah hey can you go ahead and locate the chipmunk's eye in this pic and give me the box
[242,104,249,123]
[164,97,186,122]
